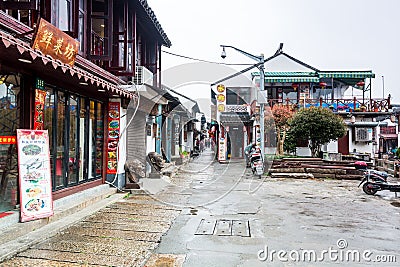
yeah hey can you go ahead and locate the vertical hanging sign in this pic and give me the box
[216,84,227,162]
[17,129,53,222]
[34,78,46,130]
[106,102,120,174]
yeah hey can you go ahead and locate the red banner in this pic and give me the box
[106,102,120,174]
[0,136,17,144]
[33,89,46,130]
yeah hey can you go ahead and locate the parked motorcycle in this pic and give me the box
[356,161,400,196]
[249,147,264,178]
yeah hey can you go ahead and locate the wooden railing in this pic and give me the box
[268,97,391,112]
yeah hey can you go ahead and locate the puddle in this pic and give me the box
[390,202,400,208]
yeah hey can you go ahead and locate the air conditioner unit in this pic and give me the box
[355,128,372,142]
[133,66,153,86]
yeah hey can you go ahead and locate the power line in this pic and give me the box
[161,50,254,66]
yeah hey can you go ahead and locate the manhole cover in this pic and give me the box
[195,219,250,237]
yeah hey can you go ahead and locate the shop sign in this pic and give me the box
[217,84,225,93]
[106,102,120,174]
[0,136,17,144]
[217,94,225,102]
[218,137,226,162]
[33,88,46,130]
[216,84,226,115]
[17,129,53,222]
[32,18,79,66]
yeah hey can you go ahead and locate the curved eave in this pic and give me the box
[137,0,171,47]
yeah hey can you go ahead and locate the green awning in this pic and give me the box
[318,71,375,79]
[252,71,318,77]
[264,77,320,83]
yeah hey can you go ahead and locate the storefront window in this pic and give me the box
[40,82,104,191]
[88,100,95,178]
[79,97,87,182]
[0,73,20,212]
[68,95,79,185]
[55,91,66,189]
[43,88,55,183]
[95,102,104,176]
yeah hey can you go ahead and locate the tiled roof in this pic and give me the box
[138,0,171,47]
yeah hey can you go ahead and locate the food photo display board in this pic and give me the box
[106,102,120,174]
[17,129,53,222]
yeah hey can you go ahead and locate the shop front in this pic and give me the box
[0,27,133,213]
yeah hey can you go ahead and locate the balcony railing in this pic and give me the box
[267,97,391,112]
[225,105,250,113]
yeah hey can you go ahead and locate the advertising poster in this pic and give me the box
[106,102,120,174]
[17,129,53,222]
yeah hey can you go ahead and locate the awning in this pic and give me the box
[318,71,375,79]
[379,134,398,139]
[264,77,320,83]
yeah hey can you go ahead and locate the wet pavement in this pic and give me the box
[1,149,400,266]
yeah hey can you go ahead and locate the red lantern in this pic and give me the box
[356,81,365,87]
[319,82,327,89]
[292,83,299,91]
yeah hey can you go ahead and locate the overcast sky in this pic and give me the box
[147,0,399,103]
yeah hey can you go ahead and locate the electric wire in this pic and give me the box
[161,50,254,66]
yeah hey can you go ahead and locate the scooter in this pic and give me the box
[250,148,264,178]
[358,166,400,196]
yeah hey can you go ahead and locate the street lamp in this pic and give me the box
[220,45,266,154]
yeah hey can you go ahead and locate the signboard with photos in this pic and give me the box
[17,129,53,222]
[106,102,120,174]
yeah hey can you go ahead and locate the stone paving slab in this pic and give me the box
[64,226,164,242]
[34,235,158,257]
[79,220,171,233]
[1,257,101,267]
[101,207,180,218]
[144,253,186,267]
[16,248,142,266]
[110,202,181,211]
[86,211,173,223]
[34,239,157,258]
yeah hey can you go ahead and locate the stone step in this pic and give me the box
[270,173,314,179]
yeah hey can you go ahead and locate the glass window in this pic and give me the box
[95,102,104,177]
[89,0,110,58]
[58,0,72,31]
[68,95,79,185]
[79,97,87,182]
[0,73,20,212]
[39,83,104,190]
[43,87,55,183]
[88,100,96,178]
[55,91,66,189]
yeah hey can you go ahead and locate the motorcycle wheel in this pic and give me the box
[362,182,378,195]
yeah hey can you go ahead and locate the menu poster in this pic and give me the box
[107,102,120,174]
[33,89,47,130]
[17,129,53,222]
